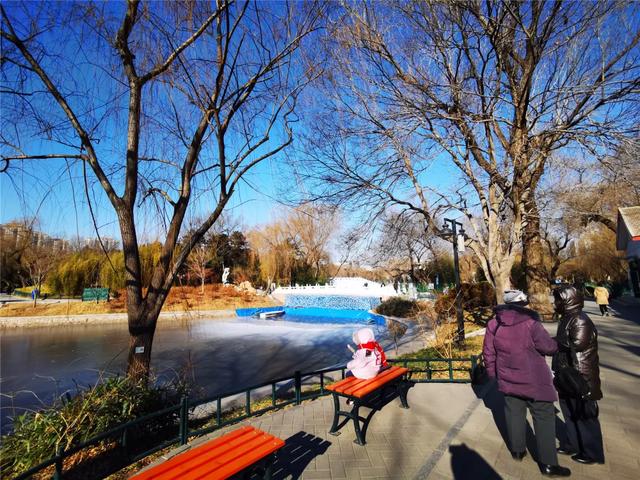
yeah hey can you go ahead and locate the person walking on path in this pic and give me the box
[553,285,606,466]
[483,290,571,477]
[593,283,610,316]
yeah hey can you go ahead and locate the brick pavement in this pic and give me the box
[136,299,639,479]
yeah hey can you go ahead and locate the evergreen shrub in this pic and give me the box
[375,297,419,318]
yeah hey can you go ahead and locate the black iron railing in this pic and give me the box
[13,356,477,480]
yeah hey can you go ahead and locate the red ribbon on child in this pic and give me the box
[358,341,388,367]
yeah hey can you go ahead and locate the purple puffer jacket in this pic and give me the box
[483,305,558,402]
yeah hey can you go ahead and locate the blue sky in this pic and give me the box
[0,1,326,242]
[0,0,461,247]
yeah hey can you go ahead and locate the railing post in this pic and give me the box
[294,370,302,405]
[121,426,128,453]
[448,359,454,380]
[53,446,64,480]
[179,395,189,445]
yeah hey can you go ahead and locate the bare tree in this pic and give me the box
[286,204,338,282]
[370,211,440,282]
[298,1,640,317]
[551,143,640,234]
[1,0,322,379]
[186,243,210,294]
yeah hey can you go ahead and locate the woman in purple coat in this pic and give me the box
[483,290,571,478]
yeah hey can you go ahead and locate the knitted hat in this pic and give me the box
[503,290,528,305]
[353,327,375,345]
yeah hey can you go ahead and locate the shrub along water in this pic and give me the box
[375,297,419,318]
[0,376,182,478]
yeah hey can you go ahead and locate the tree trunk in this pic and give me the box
[522,200,554,321]
[126,319,157,381]
[493,269,512,306]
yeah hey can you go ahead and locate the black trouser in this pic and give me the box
[504,395,558,466]
[598,304,609,315]
[559,397,605,463]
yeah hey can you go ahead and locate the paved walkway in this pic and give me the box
[138,299,639,479]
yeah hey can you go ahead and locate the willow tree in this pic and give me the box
[1,0,322,379]
[299,1,640,316]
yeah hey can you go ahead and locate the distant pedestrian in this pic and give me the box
[593,283,610,316]
[552,285,605,466]
[483,290,571,477]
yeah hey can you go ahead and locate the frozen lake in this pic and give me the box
[0,317,387,432]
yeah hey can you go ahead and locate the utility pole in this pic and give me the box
[442,218,466,345]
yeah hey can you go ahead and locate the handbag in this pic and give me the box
[471,323,501,386]
[471,354,489,386]
[565,397,600,420]
[553,363,590,399]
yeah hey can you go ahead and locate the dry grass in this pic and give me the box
[0,284,278,317]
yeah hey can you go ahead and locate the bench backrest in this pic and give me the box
[326,365,409,398]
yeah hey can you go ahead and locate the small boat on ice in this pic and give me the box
[258,309,285,319]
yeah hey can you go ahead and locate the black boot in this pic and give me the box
[571,453,604,465]
[540,464,571,477]
[557,447,576,455]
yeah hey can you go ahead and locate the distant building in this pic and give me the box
[1,222,123,252]
[616,206,640,297]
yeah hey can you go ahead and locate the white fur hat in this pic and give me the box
[503,290,528,304]
[353,327,375,345]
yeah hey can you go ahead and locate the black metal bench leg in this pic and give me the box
[358,408,378,445]
[398,380,410,409]
[263,452,276,480]
[329,393,342,435]
[351,401,366,446]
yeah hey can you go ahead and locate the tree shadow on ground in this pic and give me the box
[260,431,331,480]
[472,381,539,461]
[449,443,502,480]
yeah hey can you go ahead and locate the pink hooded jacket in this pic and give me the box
[347,328,386,379]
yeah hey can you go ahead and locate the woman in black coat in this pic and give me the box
[553,285,605,465]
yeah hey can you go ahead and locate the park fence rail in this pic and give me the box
[13,356,478,480]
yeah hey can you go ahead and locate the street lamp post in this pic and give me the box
[442,218,466,345]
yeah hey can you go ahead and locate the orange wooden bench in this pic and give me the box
[326,365,411,445]
[130,426,285,480]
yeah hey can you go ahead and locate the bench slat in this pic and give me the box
[175,434,282,480]
[147,430,267,480]
[131,426,284,480]
[131,426,256,480]
[207,438,284,479]
[326,366,408,398]
[342,367,408,397]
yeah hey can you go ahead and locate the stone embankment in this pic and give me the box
[0,309,236,328]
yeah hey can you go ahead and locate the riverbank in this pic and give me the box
[0,309,240,328]
[0,284,278,327]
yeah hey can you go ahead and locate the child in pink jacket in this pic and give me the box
[347,328,388,379]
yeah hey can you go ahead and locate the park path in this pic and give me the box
[135,298,640,479]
